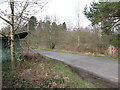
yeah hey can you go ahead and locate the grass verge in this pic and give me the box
[2,51,95,88]
[35,48,119,60]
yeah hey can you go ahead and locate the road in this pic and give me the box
[31,49,119,87]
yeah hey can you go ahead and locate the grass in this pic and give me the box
[35,48,119,60]
[44,57,95,88]
[2,51,95,88]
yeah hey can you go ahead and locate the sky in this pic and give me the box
[35,0,94,28]
[0,0,95,29]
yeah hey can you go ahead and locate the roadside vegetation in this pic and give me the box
[23,16,119,60]
[34,48,119,60]
[2,51,95,88]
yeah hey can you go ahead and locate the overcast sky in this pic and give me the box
[0,0,95,29]
[36,0,94,28]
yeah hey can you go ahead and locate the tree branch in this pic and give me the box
[14,1,29,31]
[0,16,12,25]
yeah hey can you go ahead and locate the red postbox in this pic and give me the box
[111,47,114,55]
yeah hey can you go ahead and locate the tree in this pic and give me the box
[0,0,48,69]
[50,22,58,49]
[76,7,80,47]
[44,19,52,49]
[62,22,67,30]
[84,2,120,35]
[28,16,37,31]
[34,16,65,49]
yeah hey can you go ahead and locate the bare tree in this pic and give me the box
[76,4,81,48]
[10,0,16,69]
[77,13,80,47]
[0,0,48,69]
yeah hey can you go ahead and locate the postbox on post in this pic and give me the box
[108,45,115,56]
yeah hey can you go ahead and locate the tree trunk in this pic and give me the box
[10,0,16,69]
[77,34,80,47]
[77,10,80,48]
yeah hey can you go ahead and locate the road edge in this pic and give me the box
[44,55,119,88]
[31,49,119,88]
